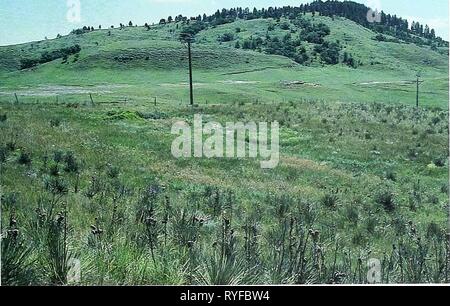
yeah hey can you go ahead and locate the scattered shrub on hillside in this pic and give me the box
[0,113,7,122]
[343,52,357,68]
[375,34,386,41]
[294,47,309,64]
[6,140,17,152]
[373,34,401,43]
[66,102,79,108]
[50,118,61,127]
[433,157,446,167]
[314,41,341,65]
[407,148,419,160]
[63,152,79,173]
[180,21,207,40]
[45,177,69,196]
[241,39,252,50]
[300,23,330,44]
[265,36,295,58]
[431,116,441,125]
[428,195,439,205]
[392,216,407,236]
[71,26,94,35]
[17,151,32,165]
[440,183,449,195]
[366,216,378,235]
[0,146,7,163]
[106,164,120,179]
[40,45,81,64]
[53,150,64,163]
[218,32,235,42]
[426,222,443,240]
[136,111,168,120]
[264,34,306,64]
[84,175,103,199]
[385,169,397,182]
[321,192,338,209]
[375,190,396,212]
[19,58,39,70]
[351,227,366,246]
[20,45,81,69]
[49,163,60,177]
[344,205,359,224]
[279,22,290,30]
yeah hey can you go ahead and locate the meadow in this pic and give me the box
[0,11,449,285]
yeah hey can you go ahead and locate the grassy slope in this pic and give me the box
[0,14,449,285]
[0,14,448,107]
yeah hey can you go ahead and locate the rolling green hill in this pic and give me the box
[0,12,448,107]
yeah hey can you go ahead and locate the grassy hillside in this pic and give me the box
[1,11,449,285]
[0,14,448,107]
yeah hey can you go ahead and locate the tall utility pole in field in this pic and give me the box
[416,75,419,108]
[187,39,194,106]
[415,72,423,108]
[180,33,194,106]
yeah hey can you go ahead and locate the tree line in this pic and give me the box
[166,0,447,48]
[70,1,447,49]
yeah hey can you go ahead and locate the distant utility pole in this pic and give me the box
[416,75,420,108]
[187,39,194,106]
[181,33,194,106]
[415,72,423,108]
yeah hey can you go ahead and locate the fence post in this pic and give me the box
[89,93,95,106]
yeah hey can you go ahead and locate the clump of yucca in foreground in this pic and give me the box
[1,217,36,285]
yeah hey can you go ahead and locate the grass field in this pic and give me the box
[1,12,449,285]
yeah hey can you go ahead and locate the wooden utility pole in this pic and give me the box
[415,72,423,108]
[180,32,195,106]
[416,76,419,108]
[187,39,194,106]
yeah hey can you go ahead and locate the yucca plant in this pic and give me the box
[171,208,201,248]
[1,217,36,286]
[135,184,162,263]
[195,251,259,285]
[0,145,7,164]
[44,211,73,285]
